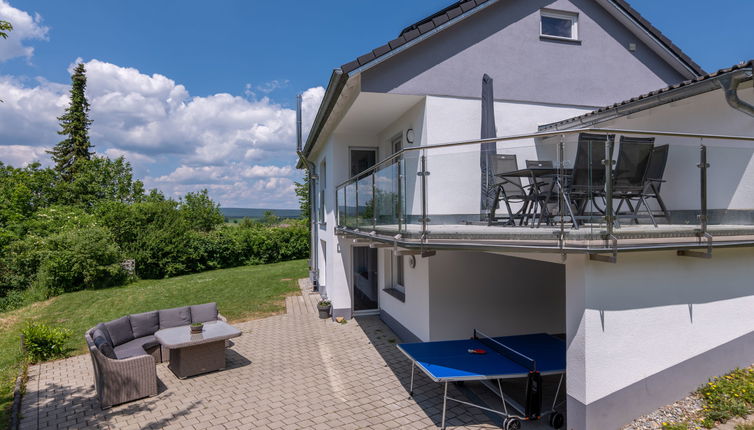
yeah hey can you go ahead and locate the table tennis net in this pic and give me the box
[474,330,537,372]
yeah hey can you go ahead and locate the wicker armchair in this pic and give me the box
[85,332,158,409]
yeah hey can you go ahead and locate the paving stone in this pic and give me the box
[17,279,555,429]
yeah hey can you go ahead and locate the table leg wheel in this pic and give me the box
[549,412,564,429]
[503,418,521,430]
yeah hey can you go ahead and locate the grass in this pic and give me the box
[0,259,307,428]
[736,423,754,430]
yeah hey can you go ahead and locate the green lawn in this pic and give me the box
[0,259,307,428]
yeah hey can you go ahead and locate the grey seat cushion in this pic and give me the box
[104,316,135,346]
[113,335,160,360]
[190,303,218,323]
[92,331,116,359]
[159,306,191,329]
[94,323,114,346]
[130,311,159,338]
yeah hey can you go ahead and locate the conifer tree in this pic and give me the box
[49,63,94,180]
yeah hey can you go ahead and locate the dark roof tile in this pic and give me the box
[446,7,462,20]
[403,28,421,41]
[357,52,376,66]
[432,14,450,27]
[341,60,360,74]
[388,37,407,50]
[418,21,435,34]
[460,1,476,13]
[372,44,391,58]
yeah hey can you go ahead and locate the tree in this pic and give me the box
[0,20,12,103]
[179,190,224,232]
[294,170,311,225]
[0,21,11,39]
[56,156,145,207]
[48,63,94,180]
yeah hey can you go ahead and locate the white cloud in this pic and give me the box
[242,165,292,178]
[0,0,49,62]
[0,56,325,208]
[0,144,49,166]
[301,86,325,142]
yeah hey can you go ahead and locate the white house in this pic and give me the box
[297,0,754,428]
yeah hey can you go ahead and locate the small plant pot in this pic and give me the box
[190,324,204,334]
[317,304,331,319]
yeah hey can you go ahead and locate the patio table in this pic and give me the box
[155,320,242,378]
[494,167,573,227]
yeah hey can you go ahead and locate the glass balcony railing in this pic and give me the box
[334,128,754,254]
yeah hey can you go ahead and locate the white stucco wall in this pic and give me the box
[566,248,754,428]
[595,85,754,213]
[422,96,595,218]
[378,249,432,341]
[427,251,566,341]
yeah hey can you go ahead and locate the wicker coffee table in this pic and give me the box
[155,321,242,378]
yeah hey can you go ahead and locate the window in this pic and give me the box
[392,134,403,155]
[540,10,578,40]
[384,251,406,302]
[318,160,326,223]
[393,253,405,293]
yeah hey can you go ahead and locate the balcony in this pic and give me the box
[335,128,754,256]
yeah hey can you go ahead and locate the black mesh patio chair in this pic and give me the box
[489,154,532,225]
[613,136,656,226]
[563,133,610,226]
[639,144,670,221]
[525,160,556,226]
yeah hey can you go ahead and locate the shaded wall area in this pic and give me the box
[428,251,565,341]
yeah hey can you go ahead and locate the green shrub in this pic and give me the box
[37,227,127,294]
[21,322,72,362]
[0,235,49,295]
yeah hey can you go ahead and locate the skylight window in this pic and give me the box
[540,10,578,41]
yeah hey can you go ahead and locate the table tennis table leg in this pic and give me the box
[441,381,448,430]
[409,362,416,398]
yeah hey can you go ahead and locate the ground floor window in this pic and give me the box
[384,251,406,302]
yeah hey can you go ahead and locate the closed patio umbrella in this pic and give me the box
[480,73,498,219]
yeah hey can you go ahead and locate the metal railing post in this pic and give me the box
[420,151,429,240]
[397,157,403,232]
[558,135,566,253]
[603,135,616,235]
[698,142,709,234]
[372,172,377,231]
[355,179,359,229]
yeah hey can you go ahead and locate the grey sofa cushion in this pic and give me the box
[113,335,160,360]
[93,334,116,359]
[190,303,218,323]
[158,306,191,329]
[129,311,159,338]
[92,326,111,346]
[104,316,135,346]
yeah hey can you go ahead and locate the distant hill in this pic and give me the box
[220,208,301,220]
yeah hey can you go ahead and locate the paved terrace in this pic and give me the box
[19,280,557,430]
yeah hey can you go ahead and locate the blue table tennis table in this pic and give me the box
[397,331,566,430]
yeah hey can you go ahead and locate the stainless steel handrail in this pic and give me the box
[335,127,754,189]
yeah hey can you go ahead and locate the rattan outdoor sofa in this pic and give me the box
[84,303,226,408]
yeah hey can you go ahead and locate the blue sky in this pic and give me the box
[0,0,752,208]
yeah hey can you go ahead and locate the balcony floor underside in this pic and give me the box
[340,223,754,250]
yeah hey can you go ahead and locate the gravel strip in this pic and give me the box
[621,393,705,430]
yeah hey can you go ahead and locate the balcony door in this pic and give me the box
[350,147,377,177]
[352,247,379,314]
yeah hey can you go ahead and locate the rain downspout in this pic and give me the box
[719,69,754,118]
[296,94,319,292]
